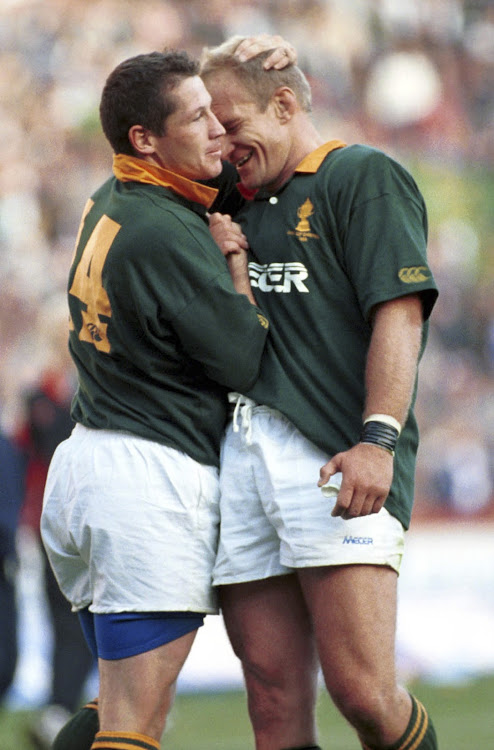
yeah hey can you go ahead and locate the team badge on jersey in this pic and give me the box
[287,198,320,242]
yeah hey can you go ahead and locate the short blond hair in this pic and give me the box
[200,36,312,113]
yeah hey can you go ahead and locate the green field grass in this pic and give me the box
[1,675,493,749]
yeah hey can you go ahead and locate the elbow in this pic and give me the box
[229,364,262,393]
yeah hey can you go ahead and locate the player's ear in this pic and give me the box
[272,87,297,122]
[128,125,155,156]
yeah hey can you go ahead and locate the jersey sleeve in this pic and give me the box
[121,209,269,392]
[338,149,438,322]
[171,272,269,391]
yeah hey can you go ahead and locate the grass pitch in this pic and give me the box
[1,675,493,749]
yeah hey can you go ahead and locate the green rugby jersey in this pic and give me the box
[238,142,438,528]
[68,154,269,467]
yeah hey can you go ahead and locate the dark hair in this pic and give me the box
[100,50,200,155]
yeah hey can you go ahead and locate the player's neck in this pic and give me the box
[268,121,323,192]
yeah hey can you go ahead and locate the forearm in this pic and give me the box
[226,252,258,305]
[319,295,424,518]
[208,211,258,305]
[364,295,424,427]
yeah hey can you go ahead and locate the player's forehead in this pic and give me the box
[172,75,211,117]
[207,72,259,123]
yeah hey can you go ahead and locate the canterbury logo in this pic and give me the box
[398,266,431,283]
[249,262,310,293]
[256,312,269,329]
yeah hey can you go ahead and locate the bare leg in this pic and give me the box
[97,629,197,741]
[298,565,411,748]
[220,575,319,750]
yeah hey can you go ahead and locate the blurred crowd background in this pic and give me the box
[0,1,493,741]
[1,0,493,520]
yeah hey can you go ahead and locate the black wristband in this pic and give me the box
[359,420,399,456]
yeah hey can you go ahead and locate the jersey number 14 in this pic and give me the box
[69,205,120,354]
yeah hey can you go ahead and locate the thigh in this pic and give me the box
[220,575,318,689]
[298,564,399,698]
[220,576,319,748]
[98,629,197,738]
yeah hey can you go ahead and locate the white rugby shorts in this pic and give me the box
[41,424,220,614]
[213,400,405,585]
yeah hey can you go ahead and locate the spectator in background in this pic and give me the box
[0,425,24,704]
[15,297,95,748]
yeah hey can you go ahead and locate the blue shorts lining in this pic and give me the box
[77,608,204,660]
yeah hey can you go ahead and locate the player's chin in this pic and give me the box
[203,156,224,179]
[236,165,261,191]
[239,176,259,192]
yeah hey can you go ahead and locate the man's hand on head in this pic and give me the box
[234,34,297,69]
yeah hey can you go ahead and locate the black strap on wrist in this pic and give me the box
[359,420,399,456]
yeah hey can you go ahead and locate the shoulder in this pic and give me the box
[90,174,115,203]
[120,185,209,239]
[321,144,423,204]
[324,144,409,179]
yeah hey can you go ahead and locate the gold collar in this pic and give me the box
[113,154,219,209]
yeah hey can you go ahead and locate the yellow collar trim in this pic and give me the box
[294,140,346,173]
[112,154,219,209]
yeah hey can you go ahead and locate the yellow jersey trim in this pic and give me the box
[113,154,219,209]
[294,140,347,174]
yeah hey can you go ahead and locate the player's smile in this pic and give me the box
[235,150,253,169]
[206,71,290,191]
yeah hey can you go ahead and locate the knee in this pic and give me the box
[247,677,292,732]
[242,657,317,732]
[328,676,393,735]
